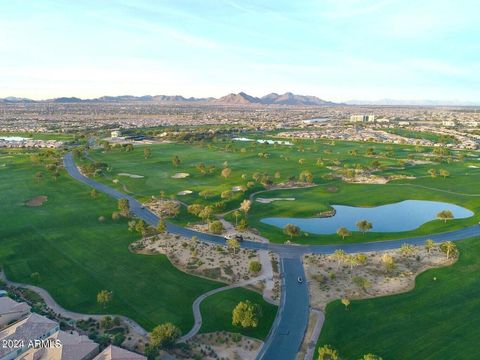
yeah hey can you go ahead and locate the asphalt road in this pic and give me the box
[257,257,309,360]
[63,153,480,360]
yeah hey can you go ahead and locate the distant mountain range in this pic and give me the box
[0,92,335,106]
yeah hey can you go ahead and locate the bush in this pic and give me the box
[208,220,224,234]
[248,261,262,273]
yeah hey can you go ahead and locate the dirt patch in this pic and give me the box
[171,172,190,179]
[326,186,338,193]
[168,332,261,359]
[304,246,455,311]
[256,197,295,204]
[130,234,259,284]
[25,195,48,207]
[118,172,144,179]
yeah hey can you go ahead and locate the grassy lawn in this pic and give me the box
[247,180,480,244]
[85,138,480,244]
[0,150,275,337]
[316,236,480,359]
[199,287,277,339]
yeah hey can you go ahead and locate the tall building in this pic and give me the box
[350,115,375,123]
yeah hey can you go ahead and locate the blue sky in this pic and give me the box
[1,0,479,101]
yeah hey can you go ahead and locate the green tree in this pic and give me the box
[187,204,204,216]
[439,169,450,179]
[437,210,454,223]
[118,198,130,217]
[356,220,372,235]
[90,189,98,199]
[172,155,181,167]
[240,199,252,215]
[157,220,167,234]
[283,223,301,239]
[336,227,350,239]
[428,168,437,178]
[232,300,261,328]
[299,170,313,183]
[249,261,262,273]
[227,238,240,254]
[143,147,152,159]
[150,323,181,349]
[317,345,340,360]
[208,220,224,234]
[198,206,213,221]
[97,290,113,308]
[341,298,350,310]
[199,190,215,199]
[236,218,248,232]
[221,167,232,179]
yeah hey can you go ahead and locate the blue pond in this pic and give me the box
[261,200,473,234]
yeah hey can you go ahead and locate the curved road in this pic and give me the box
[0,271,148,336]
[178,274,268,343]
[63,153,480,360]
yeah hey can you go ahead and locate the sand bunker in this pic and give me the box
[232,185,246,192]
[118,173,144,179]
[171,172,190,179]
[468,165,479,169]
[177,190,193,196]
[256,197,295,204]
[26,195,48,207]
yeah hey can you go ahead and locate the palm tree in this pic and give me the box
[440,241,457,259]
[317,345,340,360]
[233,210,241,226]
[331,249,346,269]
[425,239,435,254]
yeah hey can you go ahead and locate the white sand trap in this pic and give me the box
[118,172,144,179]
[112,179,119,184]
[232,185,246,192]
[171,172,190,179]
[468,165,479,169]
[256,197,295,204]
[177,190,193,196]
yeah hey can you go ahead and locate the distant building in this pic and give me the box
[302,118,328,124]
[0,313,59,360]
[0,297,31,329]
[350,115,375,123]
[93,345,146,360]
[19,330,99,360]
[398,121,410,126]
[376,118,390,123]
[442,120,456,127]
[110,130,122,138]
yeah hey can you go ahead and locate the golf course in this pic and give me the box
[0,149,276,336]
